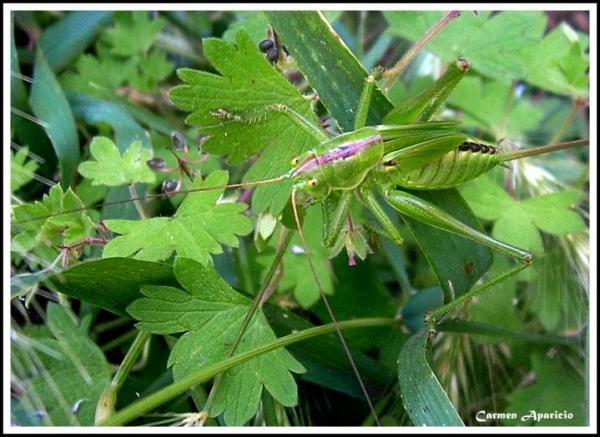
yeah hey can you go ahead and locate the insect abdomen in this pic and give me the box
[390,142,502,190]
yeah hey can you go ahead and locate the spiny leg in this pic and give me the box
[358,186,404,245]
[210,103,327,142]
[383,189,533,330]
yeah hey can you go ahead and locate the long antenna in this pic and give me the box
[501,139,589,162]
[290,189,381,426]
[12,175,288,225]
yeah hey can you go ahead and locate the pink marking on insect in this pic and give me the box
[292,134,382,177]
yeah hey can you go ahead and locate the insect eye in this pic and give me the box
[309,179,318,187]
[291,157,300,167]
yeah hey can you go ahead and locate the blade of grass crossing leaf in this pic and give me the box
[398,330,464,426]
[267,11,394,132]
[30,49,80,187]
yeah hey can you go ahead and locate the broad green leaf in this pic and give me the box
[461,174,586,256]
[398,330,464,426]
[127,257,306,426]
[170,30,321,214]
[448,76,544,140]
[102,11,165,56]
[12,184,95,251]
[492,203,544,256]
[11,147,39,192]
[11,304,111,425]
[502,354,586,425]
[521,191,586,235]
[60,53,135,97]
[383,11,547,85]
[78,137,155,187]
[520,23,589,97]
[38,11,114,72]
[267,11,394,131]
[126,50,174,93]
[103,171,253,264]
[222,11,271,44]
[30,49,80,187]
[44,258,177,317]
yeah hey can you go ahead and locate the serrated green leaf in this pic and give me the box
[12,184,96,250]
[78,137,155,186]
[30,49,80,187]
[384,11,547,85]
[11,147,39,192]
[459,173,514,220]
[103,171,252,264]
[126,50,174,93]
[492,206,544,256]
[520,23,589,97]
[398,330,464,426]
[170,30,321,214]
[502,354,586,425]
[127,257,305,425]
[60,53,135,97]
[11,304,111,425]
[103,11,165,56]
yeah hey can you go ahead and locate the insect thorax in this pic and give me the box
[291,127,384,198]
[382,139,502,190]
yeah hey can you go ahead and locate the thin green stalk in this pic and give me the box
[99,317,398,426]
[549,98,580,145]
[95,330,151,423]
[201,227,293,419]
[128,184,146,219]
[261,391,279,426]
[383,10,460,91]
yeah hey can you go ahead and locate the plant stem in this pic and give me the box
[200,227,293,420]
[95,330,151,424]
[383,10,460,91]
[99,317,398,426]
[549,98,581,145]
[128,184,146,219]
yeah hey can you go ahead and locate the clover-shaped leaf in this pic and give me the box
[127,257,305,425]
[12,184,96,251]
[78,137,155,186]
[102,170,252,264]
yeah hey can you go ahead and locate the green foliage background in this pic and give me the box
[10,10,590,427]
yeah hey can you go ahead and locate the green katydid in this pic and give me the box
[12,52,588,427]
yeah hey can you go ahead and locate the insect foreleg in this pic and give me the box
[210,103,327,142]
[322,191,353,248]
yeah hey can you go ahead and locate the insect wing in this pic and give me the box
[383,133,467,171]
